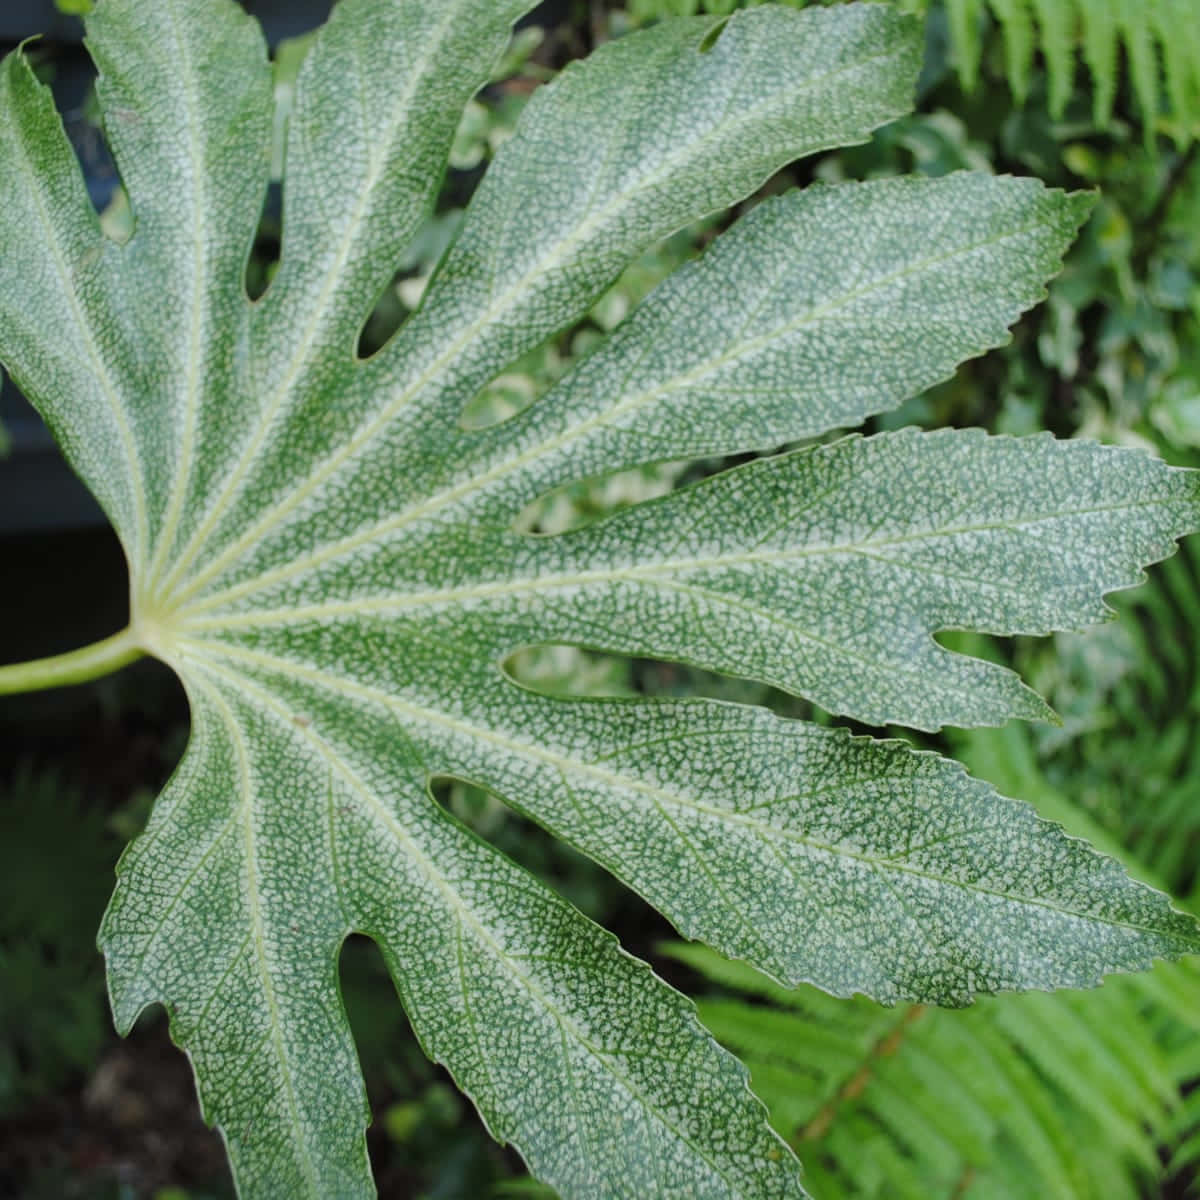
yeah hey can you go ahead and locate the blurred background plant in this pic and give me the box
[4,0,1199,1196]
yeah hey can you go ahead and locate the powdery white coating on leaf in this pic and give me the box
[108,670,806,1198]
[456,175,1098,519]
[188,430,1200,732]
[160,1,923,603]
[162,651,1200,1006]
[0,50,149,554]
[1,0,1199,1197]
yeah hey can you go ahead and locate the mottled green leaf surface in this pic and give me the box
[1,1,1199,1197]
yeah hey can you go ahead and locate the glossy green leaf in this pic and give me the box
[1,1,1198,1198]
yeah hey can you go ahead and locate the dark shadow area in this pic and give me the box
[0,1006,236,1200]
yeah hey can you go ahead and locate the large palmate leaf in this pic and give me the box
[1,1,1199,1196]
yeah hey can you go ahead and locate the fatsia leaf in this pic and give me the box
[153,0,923,602]
[1,2,1199,1198]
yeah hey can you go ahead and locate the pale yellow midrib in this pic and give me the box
[173,494,1155,631]
[187,639,1172,941]
[152,3,465,606]
[170,212,1054,622]
[202,681,327,1197]
[144,1,212,596]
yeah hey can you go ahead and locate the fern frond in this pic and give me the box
[1027,0,1076,114]
[955,0,1200,132]
[1078,0,1121,123]
[988,0,1037,105]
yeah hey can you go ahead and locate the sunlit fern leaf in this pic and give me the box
[988,0,1037,105]
[945,0,987,92]
[1078,0,1121,124]
[1027,0,1076,116]
[670,942,1200,1199]
[955,0,1200,130]
[1,1,1200,1197]
[1165,1036,1200,1187]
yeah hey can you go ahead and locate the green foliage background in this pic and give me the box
[4,0,1200,1196]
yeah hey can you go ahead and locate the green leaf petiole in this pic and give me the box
[0,626,144,696]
